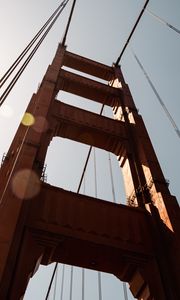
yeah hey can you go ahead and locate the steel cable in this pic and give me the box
[44,1,79,298]
[98,272,102,300]
[115,0,150,66]
[108,152,116,204]
[60,265,65,300]
[45,0,149,289]
[93,148,103,300]
[123,282,129,300]
[0,0,70,107]
[147,9,180,35]
[0,0,67,88]
[47,102,107,300]
[69,266,73,300]
[62,0,77,45]
[45,263,58,300]
[82,179,85,300]
[82,268,85,300]
[103,111,128,300]
[77,104,105,193]
[53,265,58,300]
[131,49,180,139]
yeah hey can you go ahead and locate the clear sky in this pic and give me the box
[0,0,180,299]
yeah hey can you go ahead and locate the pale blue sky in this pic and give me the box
[0,0,180,299]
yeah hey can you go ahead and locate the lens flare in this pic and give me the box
[33,116,49,133]
[21,112,35,127]
[0,104,14,118]
[11,169,41,199]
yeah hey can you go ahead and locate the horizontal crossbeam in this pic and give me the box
[57,69,122,106]
[27,182,154,277]
[63,50,114,81]
[51,100,127,155]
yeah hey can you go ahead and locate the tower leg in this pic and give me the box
[0,230,44,300]
[129,259,166,300]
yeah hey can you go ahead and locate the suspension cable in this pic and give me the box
[93,148,98,197]
[45,41,115,299]
[115,0,150,66]
[66,6,81,296]
[146,9,180,35]
[82,265,85,300]
[123,282,129,300]
[102,108,116,204]
[83,174,86,194]
[43,0,80,297]
[53,264,58,300]
[45,263,58,300]
[0,0,68,88]
[45,68,130,300]
[108,152,116,204]
[131,49,180,139]
[103,109,129,300]
[82,178,85,300]
[93,148,103,300]
[98,272,102,300]
[108,152,129,300]
[60,265,65,300]
[69,266,73,300]
[77,104,105,193]
[0,0,70,107]
[62,0,77,45]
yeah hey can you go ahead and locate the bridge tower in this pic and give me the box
[0,44,179,299]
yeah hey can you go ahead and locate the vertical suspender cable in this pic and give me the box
[53,264,58,300]
[77,147,92,193]
[98,272,102,300]
[83,175,86,194]
[103,109,128,300]
[109,152,129,300]
[82,266,85,300]
[77,104,105,193]
[45,65,114,300]
[108,152,116,204]
[82,177,85,300]
[45,69,128,299]
[108,150,129,300]
[131,50,180,139]
[108,147,129,300]
[146,9,180,35]
[45,263,58,300]
[93,148,102,300]
[123,282,129,300]
[93,148,98,197]
[43,0,79,298]
[60,265,65,300]
[69,265,73,300]
[102,108,116,204]
[62,1,78,298]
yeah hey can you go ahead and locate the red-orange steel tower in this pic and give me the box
[0,44,179,299]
